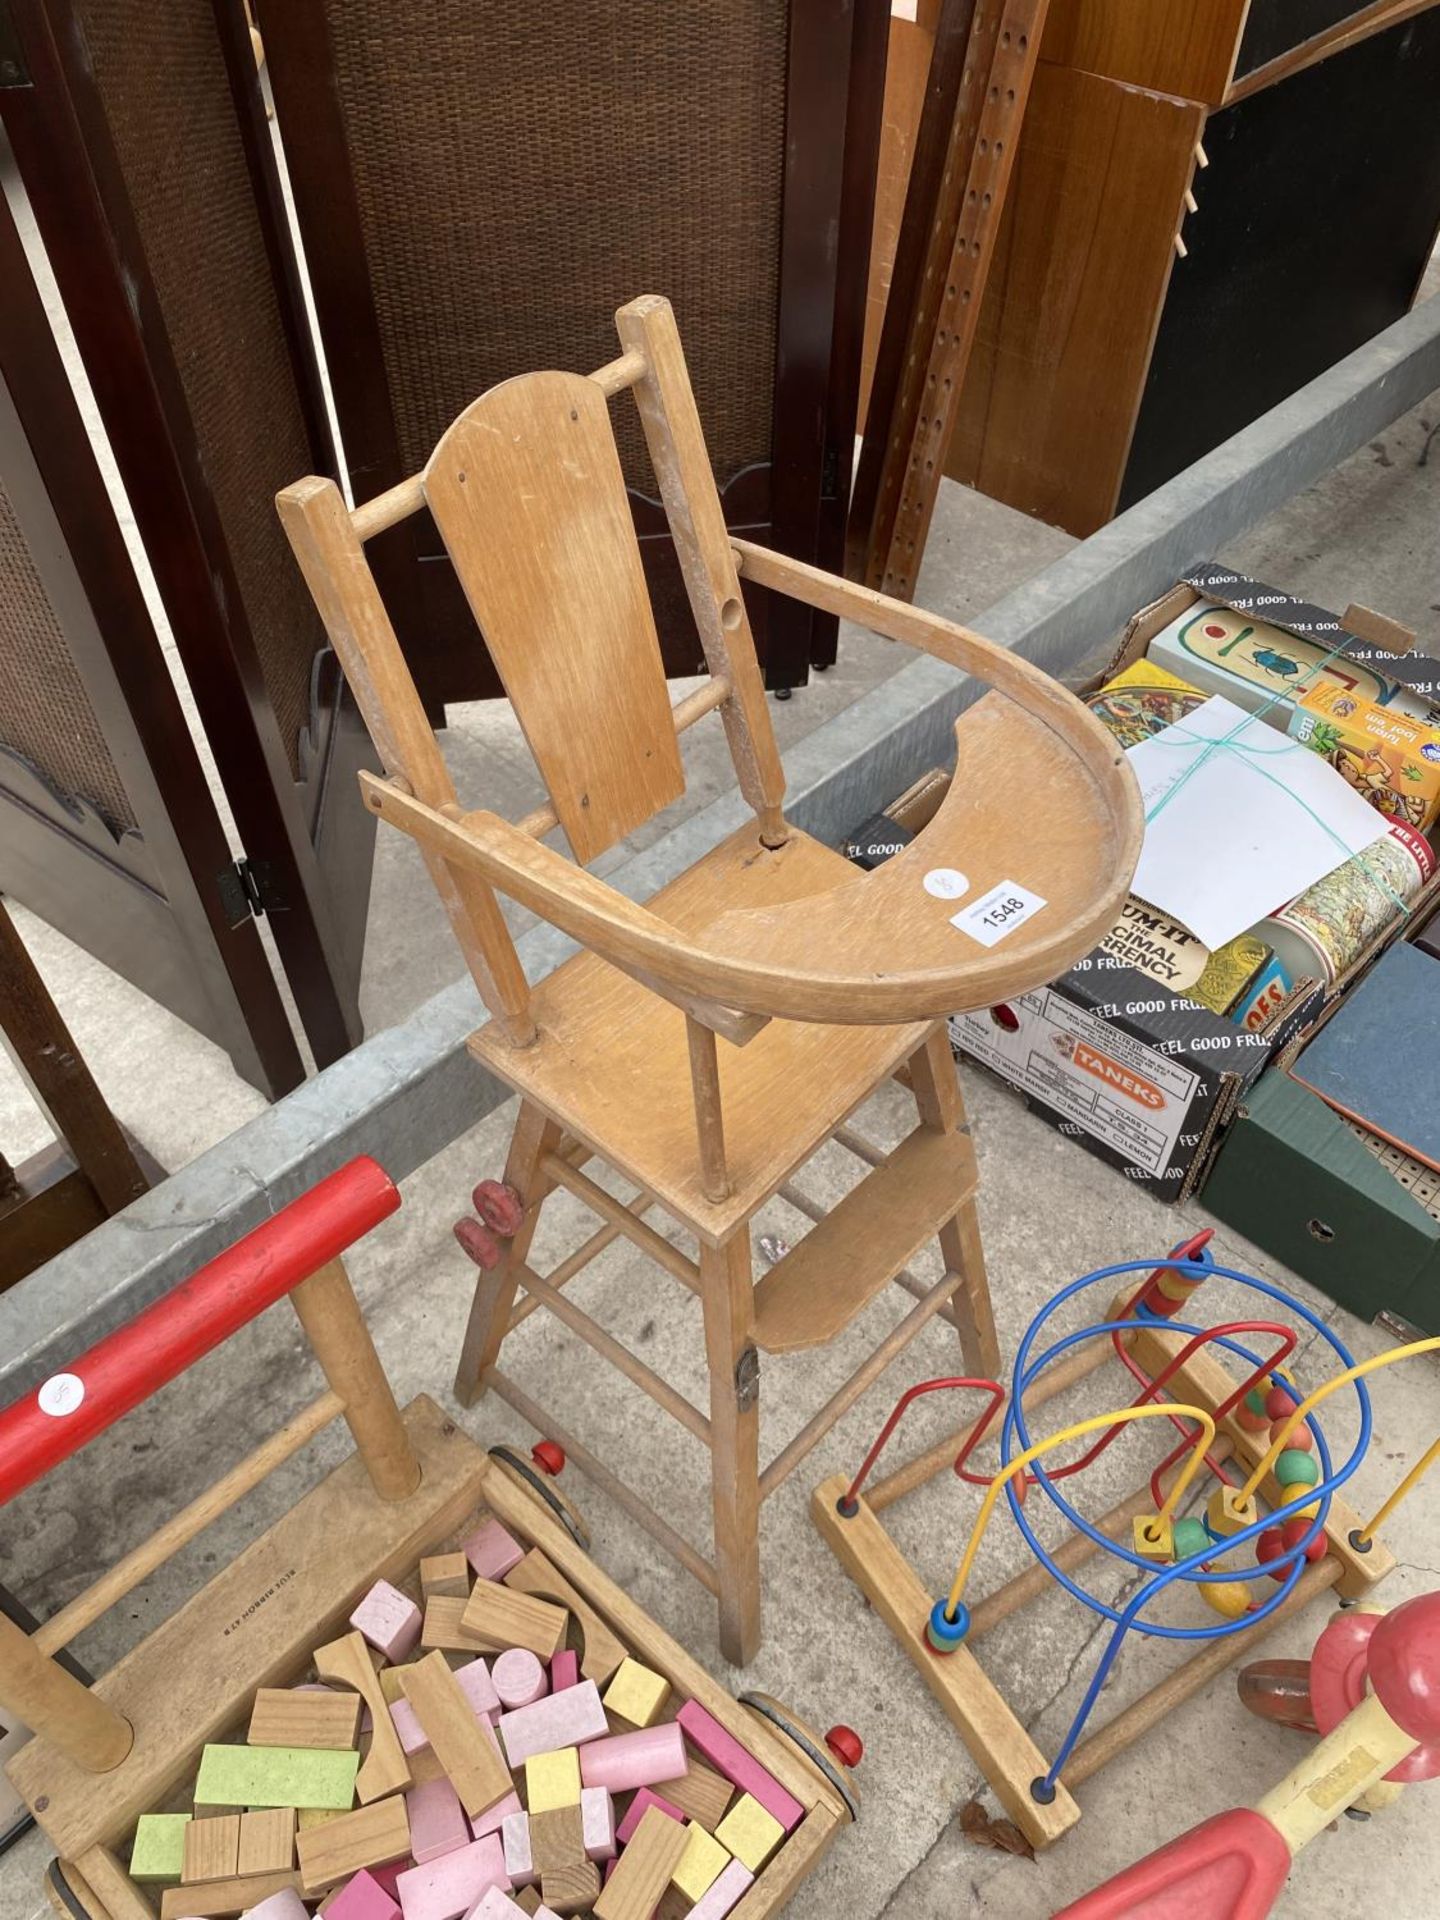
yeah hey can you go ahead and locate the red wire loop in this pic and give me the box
[842,1377,1005,1510]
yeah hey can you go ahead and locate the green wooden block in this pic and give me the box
[194,1744,359,1810]
[130,1813,192,1881]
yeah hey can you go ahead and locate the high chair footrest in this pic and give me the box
[752,1126,977,1355]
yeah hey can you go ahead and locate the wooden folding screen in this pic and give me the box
[256,0,889,698]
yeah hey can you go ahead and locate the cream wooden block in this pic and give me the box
[713,1794,783,1873]
[295,1794,411,1893]
[591,1806,690,1920]
[601,1658,670,1729]
[182,1814,241,1884]
[672,1823,730,1903]
[249,1688,362,1750]
[421,1553,472,1601]
[525,1747,581,1814]
[461,1578,567,1660]
[238,1808,298,1874]
[400,1650,514,1820]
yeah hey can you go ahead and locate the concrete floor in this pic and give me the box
[3,266,1439,1918]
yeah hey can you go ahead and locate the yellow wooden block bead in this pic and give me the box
[1155,1269,1200,1304]
[714,1794,784,1873]
[526,1746,582,1814]
[672,1823,731,1903]
[1206,1487,1259,1539]
[1199,1579,1252,1620]
[1133,1514,1173,1562]
[602,1657,672,1729]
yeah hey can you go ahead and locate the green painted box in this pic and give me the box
[1201,1065,1440,1334]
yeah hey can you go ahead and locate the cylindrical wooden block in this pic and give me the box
[492,1648,547,1709]
[289,1257,420,1501]
[0,1610,132,1773]
[579,1722,686,1794]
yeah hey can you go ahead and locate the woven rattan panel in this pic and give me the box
[73,0,323,776]
[324,0,788,490]
[0,476,136,833]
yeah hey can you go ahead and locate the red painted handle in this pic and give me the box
[0,1156,400,1505]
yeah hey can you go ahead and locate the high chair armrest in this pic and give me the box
[731,539,1131,790]
[360,772,781,1021]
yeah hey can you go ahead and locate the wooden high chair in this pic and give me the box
[277,295,1141,1664]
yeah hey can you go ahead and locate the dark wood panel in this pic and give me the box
[1121,8,1440,511]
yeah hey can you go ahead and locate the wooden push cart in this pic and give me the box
[0,1159,857,1920]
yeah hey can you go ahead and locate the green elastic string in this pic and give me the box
[1139,627,1413,922]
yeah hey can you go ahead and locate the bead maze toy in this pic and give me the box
[814,1232,1440,1849]
[0,1159,860,1920]
[1057,1590,1440,1918]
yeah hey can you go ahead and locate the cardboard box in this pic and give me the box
[855,568,1440,1200]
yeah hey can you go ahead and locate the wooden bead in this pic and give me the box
[1271,1418,1313,1453]
[1199,1579,1252,1620]
[1244,1387,1268,1416]
[1133,1514,1174,1562]
[1280,1516,1327,1563]
[1255,1528,1288,1582]
[1172,1517,1210,1563]
[1274,1449,1319,1489]
[1236,1403,1272,1434]
[1265,1386,1297,1421]
[1206,1487,1259,1540]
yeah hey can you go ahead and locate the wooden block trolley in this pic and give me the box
[0,1159,858,1920]
[810,1236,1436,1851]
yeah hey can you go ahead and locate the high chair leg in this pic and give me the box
[702,1231,762,1666]
[908,1026,999,1378]
[454,1102,563,1406]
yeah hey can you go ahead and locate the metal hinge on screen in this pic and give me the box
[216,859,287,927]
[821,444,842,499]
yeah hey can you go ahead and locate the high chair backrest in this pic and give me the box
[424,369,685,863]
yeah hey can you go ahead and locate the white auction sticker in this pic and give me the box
[951,880,1048,948]
[922,867,969,900]
[37,1373,85,1418]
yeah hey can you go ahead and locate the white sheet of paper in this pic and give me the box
[1126,694,1389,950]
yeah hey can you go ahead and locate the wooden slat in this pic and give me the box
[423,371,684,864]
[159,1873,300,1920]
[811,1475,1078,1849]
[753,1126,975,1354]
[505,1547,628,1686]
[398,1654,512,1820]
[296,1796,410,1894]
[247,1688,360,1751]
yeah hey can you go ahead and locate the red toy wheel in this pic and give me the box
[826,1726,863,1769]
[472,1179,525,1236]
[453,1216,503,1270]
[1310,1607,1440,1782]
[532,1440,566,1477]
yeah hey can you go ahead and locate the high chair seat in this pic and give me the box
[469,819,935,1244]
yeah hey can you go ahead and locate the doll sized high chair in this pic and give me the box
[277,295,1141,1663]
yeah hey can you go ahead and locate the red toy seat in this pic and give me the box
[1053,1810,1291,1920]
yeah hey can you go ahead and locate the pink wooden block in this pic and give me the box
[687,1860,755,1920]
[350,1579,423,1663]
[369,1865,406,1901]
[454,1658,502,1717]
[464,1893,530,1920]
[469,1790,521,1842]
[614,1786,684,1848]
[579,1787,615,1863]
[497,1679,608,1768]
[462,1519,524,1583]
[499,1812,536,1889]
[390,1697,431,1755]
[241,1892,309,1920]
[533,1910,562,1920]
[676,1700,804,1831]
[323,1871,401,1920]
[491,1648,547,1710]
[578,1721,685,1795]
[408,1777,472,1865]
[549,1650,579,1693]
[397,1836,509,1920]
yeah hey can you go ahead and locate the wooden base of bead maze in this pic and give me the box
[812,1291,1395,1851]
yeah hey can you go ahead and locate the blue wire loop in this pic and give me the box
[962,1253,1368,1800]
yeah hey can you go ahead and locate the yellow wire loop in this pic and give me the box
[1239,1336,1440,1507]
[944,1401,1215,1616]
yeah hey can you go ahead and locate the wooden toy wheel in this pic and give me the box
[487,1443,590,1551]
[739,1690,860,1822]
[45,1859,106,1920]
